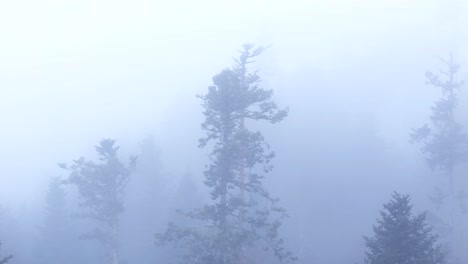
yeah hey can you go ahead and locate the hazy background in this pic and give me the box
[1,0,468,263]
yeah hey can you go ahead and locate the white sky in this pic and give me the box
[0,0,467,204]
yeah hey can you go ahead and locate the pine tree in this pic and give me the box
[156,44,295,263]
[410,55,468,198]
[61,139,136,264]
[363,192,446,264]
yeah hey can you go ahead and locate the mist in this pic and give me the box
[1,0,468,263]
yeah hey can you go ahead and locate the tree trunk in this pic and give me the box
[111,224,118,264]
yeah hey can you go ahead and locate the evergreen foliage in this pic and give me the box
[364,192,446,264]
[410,55,468,174]
[61,139,136,264]
[156,44,295,263]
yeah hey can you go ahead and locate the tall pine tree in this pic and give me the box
[363,192,446,264]
[410,55,468,205]
[156,44,295,263]
[410,56,468,261]
[61,139,136,264]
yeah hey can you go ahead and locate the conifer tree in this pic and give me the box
[35,176,83,264]
[410,55,468,198]
[61,139,136,264]
[36,177,68,263]
[363,192,446,264]
[120,137,165,264]
[156,44,295,264]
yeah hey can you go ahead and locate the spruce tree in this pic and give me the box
[410,55,468,200]
[363,192,446,264]
[410,57,468,260]
[156,44,295,263]
[61,139,136,264]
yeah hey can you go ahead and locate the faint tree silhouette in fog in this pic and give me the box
[410,55,468,212]
[35,177,75,264]
[61,139,136,264]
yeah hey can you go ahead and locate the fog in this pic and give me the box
[1,0,468,263]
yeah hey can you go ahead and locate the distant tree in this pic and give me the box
[0,242,12,264]
[171,170,202,218]
[363,192,446,264]
[410,55,468,195]
[120,137,165,264]
[35,177,79,264]
[156,44,295,263]
[61,139,136,264]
